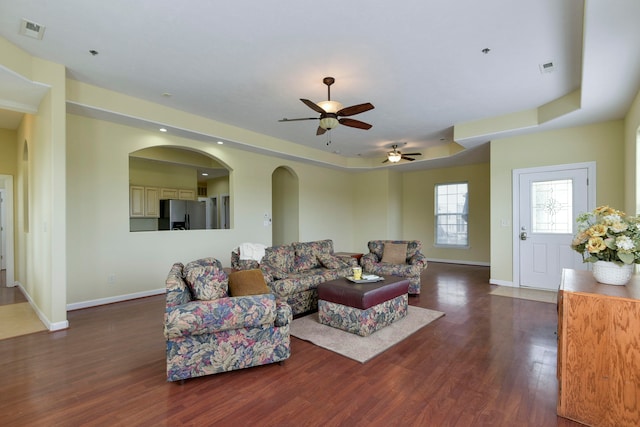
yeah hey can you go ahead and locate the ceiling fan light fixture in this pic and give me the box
[319,116,339,130]
[388,152,402,163]
[316,100,343,113]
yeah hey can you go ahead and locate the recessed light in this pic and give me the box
[201,173,209,177]
[159,128,167,132]
[217,141,224,145]
[162,92,172,97]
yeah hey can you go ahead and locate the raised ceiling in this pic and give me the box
[1,1,639,170]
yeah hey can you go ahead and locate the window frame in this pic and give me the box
[434,181,469,249]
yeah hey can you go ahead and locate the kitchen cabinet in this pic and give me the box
[557,269,640,426]
[178,189,196,200]
[130,186,159,218]
[160,188,179,199]
[159,188,196,200]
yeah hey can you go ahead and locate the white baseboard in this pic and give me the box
[489,279,515,287]
[15,281,69,331]
[66,288,166,311]
[426,258,490,267]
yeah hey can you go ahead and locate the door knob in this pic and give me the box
[520,231,528,240]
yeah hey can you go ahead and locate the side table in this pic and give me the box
[334,252,364,264]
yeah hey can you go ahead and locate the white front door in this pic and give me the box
[515,164,593,290]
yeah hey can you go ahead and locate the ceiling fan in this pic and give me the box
[383,144,422,163]
[279,77,374,136]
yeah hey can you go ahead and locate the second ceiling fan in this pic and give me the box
[383,144,422,163]
[279,77,374,135]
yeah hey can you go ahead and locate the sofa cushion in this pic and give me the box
[381,242,408,264]
[262,244,295,274]
[228,269,271,297]
[184,258,228,300]
[317,253,348,269]
[293,240,334,271]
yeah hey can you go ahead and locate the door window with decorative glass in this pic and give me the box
[435,182,468,246]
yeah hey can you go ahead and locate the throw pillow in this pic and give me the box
[228,269,271,297]
[316,253,347,269]
[183,262,228,300]
[381,242,408,264]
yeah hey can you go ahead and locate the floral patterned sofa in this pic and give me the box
[232,239,357,315]
[164,258,291,382]
[360,240,427,294]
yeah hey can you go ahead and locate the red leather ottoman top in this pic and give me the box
[317,276,410,310]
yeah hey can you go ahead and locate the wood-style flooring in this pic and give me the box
[0,263,581,426]
[0,269,28,306]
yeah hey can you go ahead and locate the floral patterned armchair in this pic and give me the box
[360,240,427,294]
[164,258,291,382]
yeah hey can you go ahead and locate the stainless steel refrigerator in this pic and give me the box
[158,199,206,230]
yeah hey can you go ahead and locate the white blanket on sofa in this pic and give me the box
[238,242,267,261]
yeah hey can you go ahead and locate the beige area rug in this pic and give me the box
[0,302,47,340]
[290,306,445,363]
[489,286,557,304]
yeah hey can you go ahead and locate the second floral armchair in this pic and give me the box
[360,240,427,294]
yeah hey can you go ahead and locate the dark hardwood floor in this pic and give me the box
[0,263,581,426]
[0,269,28,306]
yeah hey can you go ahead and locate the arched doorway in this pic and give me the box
[272,166,299,245]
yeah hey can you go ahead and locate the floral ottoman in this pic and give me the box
[317,276,410,337]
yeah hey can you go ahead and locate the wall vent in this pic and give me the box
[19,18,45,40]
[539,61,556,74]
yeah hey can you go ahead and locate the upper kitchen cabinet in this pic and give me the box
[130,186,160,218]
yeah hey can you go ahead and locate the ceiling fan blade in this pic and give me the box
[382,158,389,163]
[279,117,318,122]
[339,118,372,130]
[402,152,422,156]
[316,126,327,136]
[301,98,326,114]
[337,102,374,117]
[401,156,416,161]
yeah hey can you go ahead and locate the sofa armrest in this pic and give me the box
[335,255,359,267]
[360,253,379,269]
[275,297,292,327]
[260,263,288,284]
[164,294,277,339]
[409,252,427,269]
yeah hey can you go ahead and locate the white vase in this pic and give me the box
[592,261,634,286]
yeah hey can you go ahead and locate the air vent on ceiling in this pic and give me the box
[539,61,556,74]
[19,18,45,40]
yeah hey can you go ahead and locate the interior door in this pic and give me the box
[518,167,590,290]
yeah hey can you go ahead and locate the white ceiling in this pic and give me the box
[1,0,639,170]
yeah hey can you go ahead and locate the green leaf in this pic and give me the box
[619,252,634,264]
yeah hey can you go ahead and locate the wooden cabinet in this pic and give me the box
[159,188,195,200]
[178,189,195,200]
[557,269,640,426]
[160,188,179,199]
[130,186,159,218]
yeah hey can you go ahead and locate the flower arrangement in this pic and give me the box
[571,206,640,265]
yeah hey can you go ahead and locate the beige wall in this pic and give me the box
[490,120,626,284]
[129,157,198,189]
[0,128,18,176]
[625,88,640,214]
[402,163,491,264]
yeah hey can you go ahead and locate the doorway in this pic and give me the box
[512,162,595,290]
[0,175,15,287]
